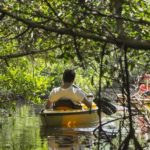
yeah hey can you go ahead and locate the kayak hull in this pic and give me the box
[40,105,99,127]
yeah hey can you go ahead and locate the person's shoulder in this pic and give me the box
[72,85,81,90]
[51,87,61,92]
[72,85,84,93]
[72,84,78,88]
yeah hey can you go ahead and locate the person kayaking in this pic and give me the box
[45,69,92,109]
[131,74,150,100]
[137,73,150,97]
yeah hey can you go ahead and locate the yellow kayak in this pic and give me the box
[40,102,99,127]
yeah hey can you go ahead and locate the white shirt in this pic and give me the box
[49,86,86,104]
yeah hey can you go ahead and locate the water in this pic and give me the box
[0,104,150,150]
[42,127,95,149]
[0,105,98,150]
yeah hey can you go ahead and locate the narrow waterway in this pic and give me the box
[0,103,150,150]
[0,104,99,150]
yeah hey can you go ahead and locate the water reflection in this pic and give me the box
[40,127,95,150]
[0,104,97,150]
[1,104,150,150]
[0,105,44,150]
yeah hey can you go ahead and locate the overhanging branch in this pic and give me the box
[0,43,69,60]
[0,8,150,50]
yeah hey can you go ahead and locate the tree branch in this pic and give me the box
[85,7,150,26]
[0,43,69,60]
[0,8,150,50]
[43,0,69,28]
[10,27,30,40]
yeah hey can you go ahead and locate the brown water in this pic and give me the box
[0,104,150,150]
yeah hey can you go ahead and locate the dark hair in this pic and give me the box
[63,69,75,83]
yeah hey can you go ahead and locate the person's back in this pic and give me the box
[45,69,92,109]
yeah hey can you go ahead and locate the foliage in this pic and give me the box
[0,0,149,101]
[0,0,150,149]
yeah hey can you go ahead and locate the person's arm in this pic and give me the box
[75,87,93,109]
[45,100,53,109]
[45,87,57,109]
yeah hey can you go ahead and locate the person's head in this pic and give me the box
[63,69,75,83]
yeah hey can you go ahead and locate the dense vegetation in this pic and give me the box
[0,0,150,149]
[0,0,149,101]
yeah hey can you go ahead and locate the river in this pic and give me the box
[0,103,150,150]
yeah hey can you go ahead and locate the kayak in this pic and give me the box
[40,102,99,127]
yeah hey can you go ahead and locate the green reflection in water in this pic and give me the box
[0,105,97,150]
[0,105,47,150]
[1,104,149,150]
